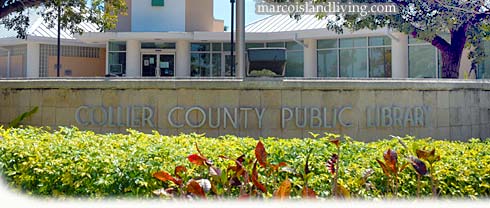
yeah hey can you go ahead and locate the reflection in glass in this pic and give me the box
[225,54,236,76]
[191,43,211,52]
[409,45,437,78]
[369,48,392,78]
[340,49,367,77]
[286,42,303,50]
[141,42,176,49]
[212,53,222,76]
[246,43,265,49]
[479,41,490,79]
[108,52,126,75]
[340,38,367,48]
[191,53,210,77]
[108,42,126,51]
[317,50,338,77]
[286,51,304,77]
[317,39,337,49]
[369,37,391,46]
[266,42,285,48]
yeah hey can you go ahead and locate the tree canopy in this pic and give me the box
[0,0,127,39]
[293,0,490,78]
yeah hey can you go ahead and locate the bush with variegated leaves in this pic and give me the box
[0,127,489,199]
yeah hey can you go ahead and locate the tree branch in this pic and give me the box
[431,35,452,52]
[412,28,452,52]
[0,0,43,19]
[451,23,469,50]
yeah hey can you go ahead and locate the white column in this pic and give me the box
[176,40,190,77]
[236,0,246,78]
[391,32,409,78]
[126,40,140,77]
[26,42,40,78]
[303,39,317,78]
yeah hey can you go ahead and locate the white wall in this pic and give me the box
[126,40,140,77]
[131,0,186,32]
[176,40,190,77]
[26,42,40,78]
[303,39,317,78]
[391,33,409,78]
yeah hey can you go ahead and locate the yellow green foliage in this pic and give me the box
[0,127,489,199]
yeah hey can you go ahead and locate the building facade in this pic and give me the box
[0,0,487,79]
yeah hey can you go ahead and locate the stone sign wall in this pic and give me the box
[0,79,489,141]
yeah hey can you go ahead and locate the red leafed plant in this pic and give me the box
[149,134,449,200]
[326,137,349,198]
[302,148,317,199]
[152,143,220,199]
[376,149,409,196]
[218,154,250,198]
[398,138,441,198]
[408,156,427,198]
[415,148,441,198]
[252,140,293,199]
[152,165,189,198]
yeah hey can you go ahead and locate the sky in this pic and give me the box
[213,0,270,31]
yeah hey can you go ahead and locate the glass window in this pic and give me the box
[246,43,265,49]
[141,42,176,49]
[318,50,338,77]
[369,48,392,77]
[479,41,490,79]
[318,39,338,49]
[283,42,304,77]
[340,38,367,48]
[286,51,304,77]
[223,43,233,51]
[317,36,392,78]
[410,35,450,44]
[108,52,126,75]
[286,42,303,50]
[109,41,126,51]
[108,41,127,75]
[225,54,235,76]
[212,53,222,76]
[212,43,222,51]
[191,53,210,76]
[191,43,211,52]
[409,45,437,78]
[409,37,426,44]
[266,42,285,48]
[369,37,391,46]
[190,43,224,77]
[340,48,367,77]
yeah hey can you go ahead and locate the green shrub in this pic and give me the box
[0,127,489,199]
[249,69,279,77]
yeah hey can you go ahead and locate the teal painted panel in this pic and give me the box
[152,0,164,7]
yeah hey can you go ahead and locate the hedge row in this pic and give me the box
[0,127,489,199]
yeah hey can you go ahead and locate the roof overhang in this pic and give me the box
[76,32,194,44]
[77,28,389,44]
[0,35,106,47]
[0,37,28,46]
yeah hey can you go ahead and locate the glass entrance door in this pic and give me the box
[159,54,175,77]
[141,54,175,77]
[142,54,157,77]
